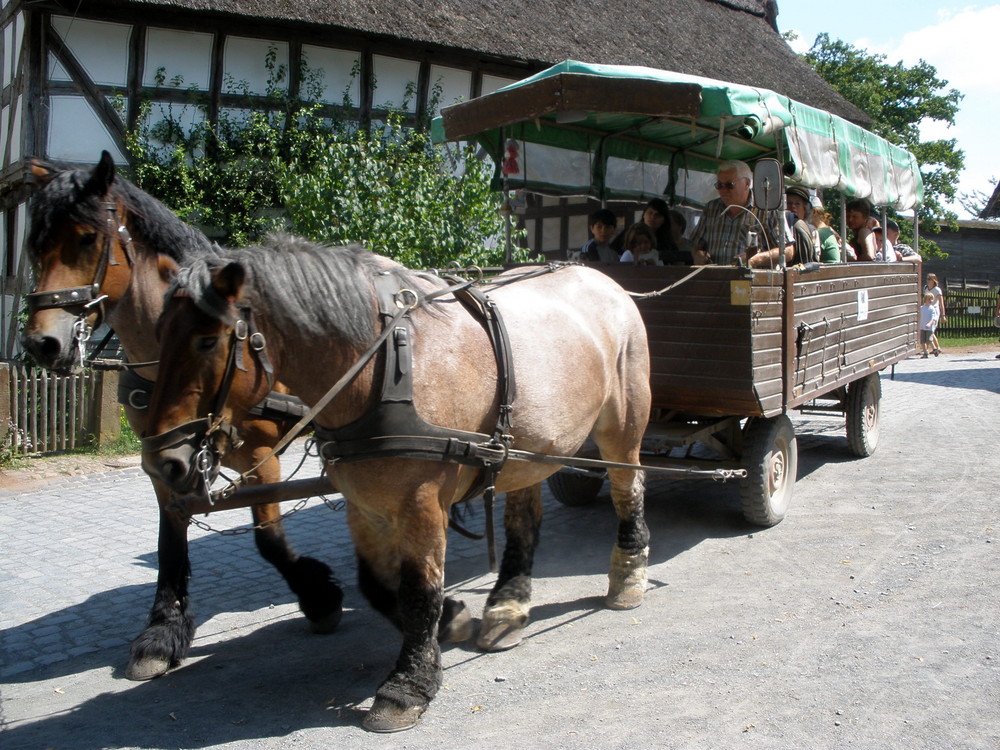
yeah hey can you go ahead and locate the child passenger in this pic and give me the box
[919,292,940,358]
[579,209,619,263]
[619,223,661,266]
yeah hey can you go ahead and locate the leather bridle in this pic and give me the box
[139,291,275,499]
[26,201,134,362]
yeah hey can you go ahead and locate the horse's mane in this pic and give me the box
[170,234,436,346]
[27,161,215,265]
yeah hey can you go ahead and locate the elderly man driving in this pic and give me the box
[690,160,793,268]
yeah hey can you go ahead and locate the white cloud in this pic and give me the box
[877,6,999,92]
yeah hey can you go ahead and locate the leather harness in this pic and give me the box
[312,272,518,505]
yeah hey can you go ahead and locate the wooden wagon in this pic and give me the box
[432,60,925,526]
[545,262,919,525]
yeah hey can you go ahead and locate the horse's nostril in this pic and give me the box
[21,334,63,367]
[160,459,188,486]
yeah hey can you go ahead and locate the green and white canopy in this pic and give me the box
[432,60,923,210]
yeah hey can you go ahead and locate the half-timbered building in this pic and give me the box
[0,0,865,356]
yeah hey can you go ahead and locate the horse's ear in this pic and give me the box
[212,262,246,303]
[28,157,55,186]
[86,151,116,196]
[157,255,179,285]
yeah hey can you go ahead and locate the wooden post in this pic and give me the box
[0,362,10,429]
[91,370,121,447]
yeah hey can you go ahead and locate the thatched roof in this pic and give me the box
[100,0,869,124]
[982,182,1000,219]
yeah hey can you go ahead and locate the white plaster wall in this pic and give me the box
[567,212,588,252]
[9,94,19,161]
[145,28,213,90]
[301,45,360,106]
[3,13,24,87]
[428,65,471,115]
[47,96,126,163]
[1,104,8,164]
[223,37,289,95]
[371,55,419,112]
[481,74,517,96]
[140,100,207,156]
[50,16,130,86]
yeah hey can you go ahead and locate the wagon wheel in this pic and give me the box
[739,415,797,527]
[546,470,605,507]
[845,373,881,457]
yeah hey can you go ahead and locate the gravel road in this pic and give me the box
[1,349,997,749]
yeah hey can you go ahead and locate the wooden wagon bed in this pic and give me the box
[602,263,920,419]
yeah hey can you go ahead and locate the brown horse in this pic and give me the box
[141,236,652,732]
[19,152,343,681]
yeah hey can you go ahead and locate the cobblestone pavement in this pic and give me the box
[1,351,998,749]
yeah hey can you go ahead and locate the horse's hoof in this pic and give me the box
[477,600,528,651]
[308,609,343,634]
[439,599,473,643]
[125,655,171,681]
[606,545,648,610]
[362,700,425,733]
[605,586,645,610]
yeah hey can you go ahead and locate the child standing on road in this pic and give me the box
[919,292,940,358]
[924,273,946,355]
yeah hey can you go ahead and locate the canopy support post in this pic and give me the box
[840,193,848,263]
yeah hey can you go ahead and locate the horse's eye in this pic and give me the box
[196,336,218,353]
[79,232,98,248]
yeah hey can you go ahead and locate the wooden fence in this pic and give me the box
[940,287,999,337]
[0,363,120,456]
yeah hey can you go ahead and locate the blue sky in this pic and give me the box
[776,2,998,218]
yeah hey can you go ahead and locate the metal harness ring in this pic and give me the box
[394,288,420,311]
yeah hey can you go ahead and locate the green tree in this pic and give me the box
[125,55,520,265]
[959,177,998,221]
[803,33,965,252]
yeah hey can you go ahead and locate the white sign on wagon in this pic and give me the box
[857,289,869,321]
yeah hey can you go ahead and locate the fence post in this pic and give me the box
[91,370,121,447]
[0,362,9,430]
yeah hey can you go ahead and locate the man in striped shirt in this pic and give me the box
[691,160,793,268]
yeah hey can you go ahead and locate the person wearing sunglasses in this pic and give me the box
[690,160,793,267]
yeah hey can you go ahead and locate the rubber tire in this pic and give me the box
[546,470,604,507]
[739,415,797,527]
[846,373,881,457]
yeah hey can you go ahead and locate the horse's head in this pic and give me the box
[141,257,274,496]
[20,151,135,373]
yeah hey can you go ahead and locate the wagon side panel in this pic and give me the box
[606,266,763,417]
[784,264,919,407]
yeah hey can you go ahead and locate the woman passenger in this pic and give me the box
[613,198,679,263]
[810,206,846,262]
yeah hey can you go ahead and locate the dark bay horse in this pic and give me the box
[19,152,343,680]
[141,237,652,732]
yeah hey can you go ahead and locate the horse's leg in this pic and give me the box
[477,484,543,652]
[245,449,343,633]
[126,481,196,680]
[350,494,448,733]
[251,503,343,633]
[604,466,649,610]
